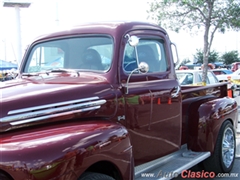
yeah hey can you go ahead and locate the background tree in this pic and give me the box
[193,49,219,64]
[221,51,240,65]
[181,58,191,65]
[148,0,240,85]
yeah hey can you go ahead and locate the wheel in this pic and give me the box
[203,120,235,173]
[0,172,12,180]
[78,172,115,180]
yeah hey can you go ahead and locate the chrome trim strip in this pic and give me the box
[8,96,99,115]
[10,106,101,126]
[1,99,106,123]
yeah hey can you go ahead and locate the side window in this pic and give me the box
[213,71,220,75]
[123,44,137,71]
[178,73,193,85]
[207,72,218,84]
[123,39,167,73]
[198,73,210,84]
[185,74,193,84]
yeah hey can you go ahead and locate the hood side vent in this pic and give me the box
[0,96,106,132]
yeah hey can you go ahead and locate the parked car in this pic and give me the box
[0,72,15,82]
[176,69,219,86]
[178,63,201,70]
[215,68,240,90]
[211,69,233,75]
[176,69,237,97]
[231,62,240,72]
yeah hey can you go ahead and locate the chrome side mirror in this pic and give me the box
[138,62,149,73]
[125,34,140,68]
[125,34,139,47]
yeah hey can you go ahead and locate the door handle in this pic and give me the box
[171,86,181,98]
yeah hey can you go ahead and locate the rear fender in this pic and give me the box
[0,120,132,180]
[187,97,238,153]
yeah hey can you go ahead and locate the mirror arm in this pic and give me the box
[124,34,130,40]
[124,62,149,94]
[125,68,139,94]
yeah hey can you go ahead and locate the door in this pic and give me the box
[120,31,182,166]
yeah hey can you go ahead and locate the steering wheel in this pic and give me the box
[124,61,137,71]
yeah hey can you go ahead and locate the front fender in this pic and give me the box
[188,97,238,152]
[0,120,132,180]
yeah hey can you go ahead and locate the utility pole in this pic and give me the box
[1,39,7,61]
[3,1,31,66]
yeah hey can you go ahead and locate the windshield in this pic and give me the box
[23,36,113,73]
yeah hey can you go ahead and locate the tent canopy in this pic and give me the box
[0,60,18,71]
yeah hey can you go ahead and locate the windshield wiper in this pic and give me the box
[46,68,80,77]
[21,72,40,77]
[22,68,80,77]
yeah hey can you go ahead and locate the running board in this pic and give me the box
[134,145,211,180]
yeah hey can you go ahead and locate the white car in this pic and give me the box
[215,68,240,81]
[176,69,238,97]
[214,69,240,90]
[176,69,219,86]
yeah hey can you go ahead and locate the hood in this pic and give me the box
[216,74,240,81]
[0,73,117,132]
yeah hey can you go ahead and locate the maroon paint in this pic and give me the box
[0,121,131,180]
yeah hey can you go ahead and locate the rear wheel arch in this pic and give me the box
[0,170,13,180]
[78,172,115,180]
[78,161,122,180]
[188,96,236,152]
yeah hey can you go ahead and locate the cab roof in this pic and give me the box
[32,21,168,43]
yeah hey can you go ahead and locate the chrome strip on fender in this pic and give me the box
[0,97,106,124]
[8,96,99,115]
[10,106,101,126]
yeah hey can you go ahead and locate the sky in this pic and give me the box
[0,0,239,64]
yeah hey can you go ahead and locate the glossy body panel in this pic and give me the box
[195,97,238,152]
[181,85,238,152]
[0,120,132,180]
[118,28,181,166]
[0,73,117,132]
[122,79,181,166]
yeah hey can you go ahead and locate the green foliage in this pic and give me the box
[180,58,191,65]
[148,0,240,32]
[148,0,240,83]
[221,51,240,65]
[193,49,220,64]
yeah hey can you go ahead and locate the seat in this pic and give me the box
[80,49,104,70]
[136,45,159,72]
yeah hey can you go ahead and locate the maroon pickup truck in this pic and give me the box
[0,21,238,180]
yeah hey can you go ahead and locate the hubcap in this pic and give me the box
[222,127,235,168]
